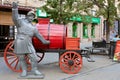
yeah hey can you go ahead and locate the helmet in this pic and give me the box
[27,11,36,18]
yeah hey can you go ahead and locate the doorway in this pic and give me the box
[0,25,14,51]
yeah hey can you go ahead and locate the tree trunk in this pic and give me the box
[106,20,110,43]
[118,20,120,35]
[106,5,110,43]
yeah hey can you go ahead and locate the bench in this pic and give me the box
[85,41,110,54]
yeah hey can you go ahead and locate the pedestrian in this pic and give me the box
[109,35,120,59]
[12,2,50,78]
[112,35,120,42]
[110,30,116,41]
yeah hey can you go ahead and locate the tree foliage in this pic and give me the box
[89,0,119,41]
[39,0,120,41]
[92,0,118,25]
[40,0,93,24]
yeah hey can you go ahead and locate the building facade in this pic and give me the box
[1,0,118,50]
[0,0,32,51]
[67,17,103,44]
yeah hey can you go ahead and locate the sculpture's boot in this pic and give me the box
[32,67,43,75]
[19,55,27,77]
[29,53,44,78]
[31,58,44,78]
[31,60,42,75]
[21,69,27,77]
[31,61,44,78]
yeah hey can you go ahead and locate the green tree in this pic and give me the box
[40,0,93,24]
[39,0,120,42]
[89,0,119,42]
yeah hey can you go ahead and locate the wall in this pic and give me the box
[0,11,14,25]
[67,22,102,43]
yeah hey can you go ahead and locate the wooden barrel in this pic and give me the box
[32,23,66,50]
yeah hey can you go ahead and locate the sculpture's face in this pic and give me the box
[27,14,35,22]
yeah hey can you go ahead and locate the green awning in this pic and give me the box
[36,9,100,24]
[92,17,100,24]
[70,17,82,22]
[50,19,54,23]
[36,9,47,17]
[70,16,100,24]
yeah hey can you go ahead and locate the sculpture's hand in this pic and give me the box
[12,2,18,9]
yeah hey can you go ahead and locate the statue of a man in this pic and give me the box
[12,2,50,78]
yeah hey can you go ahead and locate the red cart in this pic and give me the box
[3,18,90,74]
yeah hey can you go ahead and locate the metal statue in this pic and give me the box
[12,2,50,78]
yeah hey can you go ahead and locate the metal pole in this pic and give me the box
[118,20,120,35]
[59,0,63,24]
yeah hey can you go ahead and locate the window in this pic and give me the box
[9,26,14,38]
[72,22,78,37]
[83,24,88,38]
[91,23,95,38]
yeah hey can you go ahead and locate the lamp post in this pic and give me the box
[59,0,63,24]
[118,15,120,35]
[118,20,120,35]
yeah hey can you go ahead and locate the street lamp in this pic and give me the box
[59,0,63,24]
[117,14,120,35]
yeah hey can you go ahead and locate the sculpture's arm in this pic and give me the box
[34,28,50,45]
[12,2,20,26]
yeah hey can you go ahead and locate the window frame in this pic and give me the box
[91,23,95,38]
[83,24,88,38]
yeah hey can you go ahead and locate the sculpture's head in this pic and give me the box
[26,11,36,22]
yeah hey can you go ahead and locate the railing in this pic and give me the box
[85,41,110,55]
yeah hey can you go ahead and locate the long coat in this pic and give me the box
[12,8,48,54]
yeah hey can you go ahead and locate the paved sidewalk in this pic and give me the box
[0,53,118,80]
[61,55,119,80]
[67,63,120,80]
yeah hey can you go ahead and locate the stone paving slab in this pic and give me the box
[0,53,118,80]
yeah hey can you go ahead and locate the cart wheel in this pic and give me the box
[36,52,45,63]
[59,51,82,74]
[4,41,31,72]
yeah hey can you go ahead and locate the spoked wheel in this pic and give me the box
[4,41,45,72]
[4,41,31,72]
[4,41,22,72]
[59,51,82,74]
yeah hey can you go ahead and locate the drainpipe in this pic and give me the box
[118,20,120,35]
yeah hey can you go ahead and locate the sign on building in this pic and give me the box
[2,0,46,8]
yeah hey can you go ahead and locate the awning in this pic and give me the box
[70,16,100,24]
